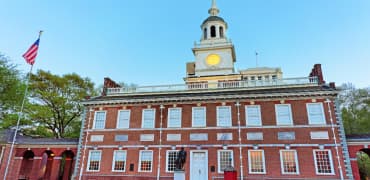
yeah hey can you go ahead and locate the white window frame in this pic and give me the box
[279,150,299,174]
[245,105,262,126]
[142,109,155,129]
[87,150,102,172]
[165,150,179,173]
[217,106,232,127]
[275,104,293,125]
[306,103,326,124]
[313,149,335,175]
[167,108,182,128]
[248,150,266,174]
[217,150,234,173]
[192,107,206,127]
[112,150,127,172]
[138,150,153,172]
[117,110,131,129]
[93,111,106,129]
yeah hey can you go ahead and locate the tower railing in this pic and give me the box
[106,76,318,95]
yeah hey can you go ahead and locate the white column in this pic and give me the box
[216,25,220,38]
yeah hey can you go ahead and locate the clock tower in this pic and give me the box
[191,0,236,77]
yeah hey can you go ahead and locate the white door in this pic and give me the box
[190,151,208,180]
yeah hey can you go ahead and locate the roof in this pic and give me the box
[202,16,227,26]
[83,85,338,105]
[346,134,370,142]
[0,129,78,145]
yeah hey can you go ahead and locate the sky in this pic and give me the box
[0,0,369,88]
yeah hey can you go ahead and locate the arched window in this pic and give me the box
[220,26,224,38]
[204,28,207,39]
[211,26,216,38]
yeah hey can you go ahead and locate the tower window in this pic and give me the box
[204,28,207,39]
[220,26,224,38]
[211,26,216,37]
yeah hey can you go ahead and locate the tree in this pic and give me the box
[338,83,370,135]
[0,54,28,129]
[26,70,96,138]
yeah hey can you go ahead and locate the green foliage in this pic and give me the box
[0,54,28,129]
[26,70,96,138]
[339,83,370,135]
[357,151,370,180]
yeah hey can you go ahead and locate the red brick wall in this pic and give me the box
[78,98,349,180]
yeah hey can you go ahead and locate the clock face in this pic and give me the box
[206,54,221,66]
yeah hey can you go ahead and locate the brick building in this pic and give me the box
[73,1,354,180]
[0,129,78,180]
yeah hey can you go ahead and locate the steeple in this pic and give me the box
[208,0,220,16]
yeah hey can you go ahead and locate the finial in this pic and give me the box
[208,0,220,16]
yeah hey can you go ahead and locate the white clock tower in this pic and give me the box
[191,0,236,77]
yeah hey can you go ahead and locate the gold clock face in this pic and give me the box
[206,54,221,66]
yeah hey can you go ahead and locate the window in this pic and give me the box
[217,106,231,127]
[112,150,127,172]
[90,135,104,142]
[220,26,224,38]
[275,104,293,125]
[248,150,266,174]
[272,75,277,80]
[247,132,263,140]
[278,132,296,140]
[87,150,101,171]
[115,135,128,141]
[280,150,299,174]
[211,26,216,37]
[168,108,182,128]
[93,111,106,129]
[251,76,255,81]
[307,103,326,124]
[245,105,262,126]
[142,109,155,128]
[257,76,262,80]
[310,131,329,140]
[192,107,206,127]
[117,110,130,129]
[166,150,179,172]
[204,28,207,39]
[313,150,334,175]
[264,75,270,80]
[139,150,153,172]
[218,150,234,173]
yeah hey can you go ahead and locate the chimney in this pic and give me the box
[309,64,325,84]
[102,77,121,96]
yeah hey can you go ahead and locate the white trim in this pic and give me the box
[217,150,234,173]
[165,150,179,173]
[87,150,102,172]
[142,109,156,129]
[279,149,299,175]
[216,106,232,127]
[306,103,326,125]
[138,150,153,172]
[313,149,335,175]
[190,150,208,180]
[275,104,293,125]
[86,124,336,132]
[112,150,127,172]
[93,111,106,129]
[167,108,182,128]
[192,107,206,127]
[310,131,329,140]
[248,149,266,174]
[116,110,131,129]
[245,105,262,126]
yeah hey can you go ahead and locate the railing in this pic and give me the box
[106,76,318,95]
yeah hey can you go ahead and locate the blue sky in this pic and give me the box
[1,0,369,88]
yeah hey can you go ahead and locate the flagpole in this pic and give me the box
[3,31,42,180]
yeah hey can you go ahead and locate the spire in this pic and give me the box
[208,0,220,16]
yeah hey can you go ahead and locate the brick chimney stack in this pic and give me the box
[102,77,121,96]
[309,64,326,85]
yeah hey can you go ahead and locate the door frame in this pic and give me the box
[190,150,208,180]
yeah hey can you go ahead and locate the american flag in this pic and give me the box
[22,38,40,65]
